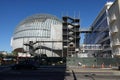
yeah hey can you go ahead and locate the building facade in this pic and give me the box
[108,0,120,57]
[11,14,62,57]
[84,2,113,57]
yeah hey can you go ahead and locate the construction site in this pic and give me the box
[10,1,120,68]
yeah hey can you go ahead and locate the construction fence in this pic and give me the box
[67,57,120,68]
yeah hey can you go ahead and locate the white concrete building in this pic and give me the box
[11,14,62,57]
[108,0,120,57]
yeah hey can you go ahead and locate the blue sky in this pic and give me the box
[0,0,114,52]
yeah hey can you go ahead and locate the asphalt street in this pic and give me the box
[70,72,120,80]
[0,66,120,80]
[0,66,66,80]
[66,67,120,80]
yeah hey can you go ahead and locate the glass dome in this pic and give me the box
[13,14,62,40]
[11,14,62,57]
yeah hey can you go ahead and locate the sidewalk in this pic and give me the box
[67,66,120,76]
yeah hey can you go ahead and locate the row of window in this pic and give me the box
[85,19,108,44]
[14,29,51,39]
[113,48,120,55]
[15,27,50,34]
[18,17,61,26]
[15,19,56,33]
[112,38,120,45]
[93,11,106,29]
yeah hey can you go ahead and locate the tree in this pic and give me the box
[12,51,18,56]
[0,54,3,58]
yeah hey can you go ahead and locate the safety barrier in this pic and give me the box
[67,57,120,68]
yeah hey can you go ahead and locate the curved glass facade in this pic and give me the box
[13,14,61,39]
[84,3,112,58]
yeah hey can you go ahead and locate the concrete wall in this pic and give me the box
[108,0,120,56]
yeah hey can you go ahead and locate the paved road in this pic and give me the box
[72,72,120,80]
[0,66,67,80]
[66,67,120,80]
[0,66,120,80]
[65,71,120,80]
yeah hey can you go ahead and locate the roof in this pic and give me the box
[18,14,61,26]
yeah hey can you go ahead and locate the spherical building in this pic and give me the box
[11,14,62,57]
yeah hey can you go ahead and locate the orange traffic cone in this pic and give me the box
[109,64,112,68]
[101,63,105,68]
[92,64,95,68]
[82,64,86,68]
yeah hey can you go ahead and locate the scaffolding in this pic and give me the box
[62,16,80,57]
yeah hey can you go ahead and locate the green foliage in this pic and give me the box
[0,54,3,58]
[12,51,18,56]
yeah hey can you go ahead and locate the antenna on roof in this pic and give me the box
[74,11,76,19]
[61,12,63,19]
[78,11,80,19]
[78,11,80,24]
